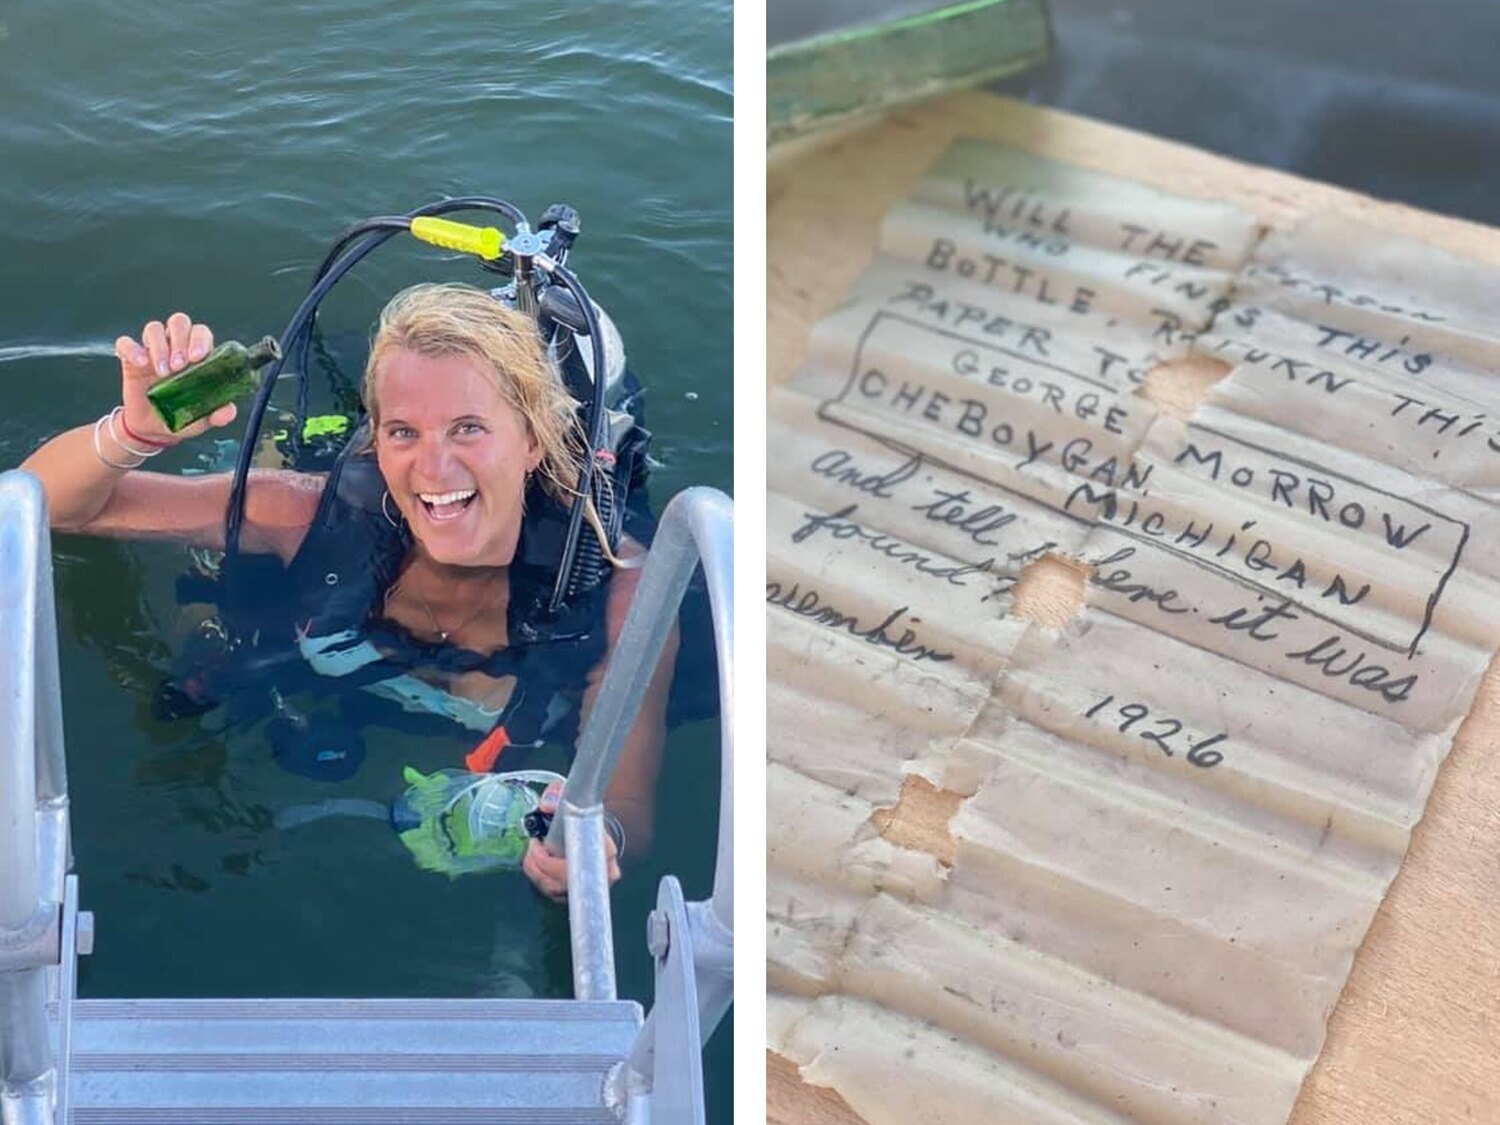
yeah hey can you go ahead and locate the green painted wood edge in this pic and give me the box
[768,0,1052,144]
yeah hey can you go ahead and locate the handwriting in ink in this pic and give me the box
[1388,395,1500,456]
[1082,693,1227,767]
[766,581,954,663]
[790,503,997,587]
[1242,263,1446,323]
[1313,325,1433,375]
[850,368,1152,486]
[925,238,1097,315]
[1206,599,1302,641]
[810,448,921,499]
[1282,635,1417,702]
[1082,539,1423,707]
[1065,487,1372,607]
[1172,442,1432,549]
[962,179,1074,237]
[1147,307,1206,347]
[1122,261,1220,308]
[1211,336,1356,394]
[854,365,1116,454]
[910,488,1019,547]
[1086,547,1191,614]
[1116,225,1219,266]
[978,220,1070,258]
[1205,596,1418,703]
[951,347,1131,429]
[1091,345,1158,387]
[888,281,1055,357]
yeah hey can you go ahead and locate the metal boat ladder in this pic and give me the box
[0,470,733,1124]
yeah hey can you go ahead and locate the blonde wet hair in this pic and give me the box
[364,282,584,505]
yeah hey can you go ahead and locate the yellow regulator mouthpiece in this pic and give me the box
[409,216,504,260]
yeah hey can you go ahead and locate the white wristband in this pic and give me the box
[106,407,165,459]
[92,412,146,470]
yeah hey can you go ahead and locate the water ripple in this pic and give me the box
[0,342,117,364]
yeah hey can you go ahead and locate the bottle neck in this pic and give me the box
[247,336,283,368]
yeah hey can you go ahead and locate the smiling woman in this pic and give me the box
[19,282,673,899]
[367,284,568,567]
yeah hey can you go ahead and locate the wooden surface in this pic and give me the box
[767,92,1500,1125]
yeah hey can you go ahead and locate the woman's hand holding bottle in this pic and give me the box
[113,311,237,446]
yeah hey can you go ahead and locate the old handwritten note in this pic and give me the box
[768,139,1500,1124]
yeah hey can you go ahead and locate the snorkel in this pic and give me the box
[221,198,620,617]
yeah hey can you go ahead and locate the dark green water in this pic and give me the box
[0,1,732,1117]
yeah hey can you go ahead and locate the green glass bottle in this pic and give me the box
[146,336,282,433]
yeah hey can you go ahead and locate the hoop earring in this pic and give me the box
[381,490,405,530]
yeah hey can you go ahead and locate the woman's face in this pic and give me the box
[373,348,542,568]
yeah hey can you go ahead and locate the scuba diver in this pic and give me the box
[20,206,676,900]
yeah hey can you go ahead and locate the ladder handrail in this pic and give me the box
[553,486,734,1005]
[0,470,70,1123]
[0,472,69,916]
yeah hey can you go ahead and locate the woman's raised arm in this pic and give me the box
[20,312,322,560]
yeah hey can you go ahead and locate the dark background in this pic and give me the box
[999,0,1500,224]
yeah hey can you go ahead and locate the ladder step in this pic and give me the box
[66,997,641,1120]
[72,1110,615,1123]
[75,997,641,1021]
[75,1052,621,1072]
[72,997,641,1056]
[68,1077,619,1112]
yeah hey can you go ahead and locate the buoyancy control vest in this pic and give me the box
[276,425,651,768]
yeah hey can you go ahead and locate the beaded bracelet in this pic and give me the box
[92,412,146,470]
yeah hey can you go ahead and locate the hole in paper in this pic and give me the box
[871,775,963,867]
[1141,355,1233,420]
[1010,552,1089,627]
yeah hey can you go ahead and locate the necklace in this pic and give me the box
[387,569,504,643]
